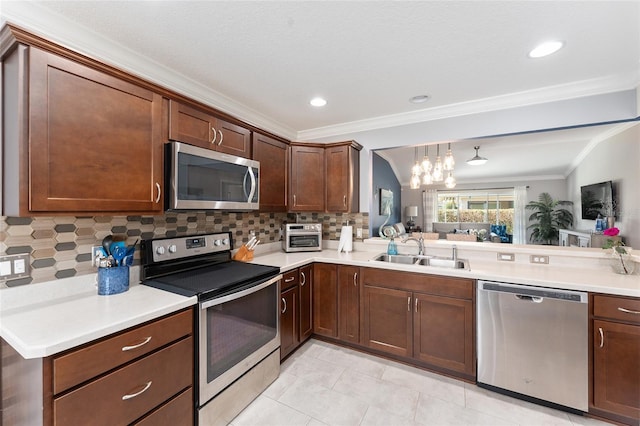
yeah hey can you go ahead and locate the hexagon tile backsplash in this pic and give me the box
[0,211,369,287]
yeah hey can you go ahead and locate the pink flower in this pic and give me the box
[603,227,620,236]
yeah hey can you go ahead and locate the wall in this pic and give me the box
[0,211,369,287]
[567,123,640,248]
[371,153,401,237]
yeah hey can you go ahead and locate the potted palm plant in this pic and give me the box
[526,192,574,245]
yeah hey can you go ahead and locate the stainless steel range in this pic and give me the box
[140,232,282,425]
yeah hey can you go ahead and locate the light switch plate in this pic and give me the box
[0,253,30,281]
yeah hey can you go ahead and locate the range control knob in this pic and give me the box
[214,239,222,246]
[168,244,177,253]
[156,246,166,255]
[222,238,230,246]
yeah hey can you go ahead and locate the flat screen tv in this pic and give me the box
[581,181,613,220]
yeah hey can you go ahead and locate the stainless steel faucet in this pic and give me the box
[451,244,458,261]
[402,235,424,255]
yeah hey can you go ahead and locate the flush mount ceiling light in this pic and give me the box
[467,146,488,166]
[528,40,564,58]
[409,95,430,104]
[309,97,327,107]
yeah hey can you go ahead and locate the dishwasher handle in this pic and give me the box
[515,294,544,303]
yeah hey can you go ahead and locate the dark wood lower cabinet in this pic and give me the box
[299,264,314,342]
[313,264,338,338]
[280,285,299,359]
[362,285,412,358]
[591,294,640,425]
[338,266,360,343]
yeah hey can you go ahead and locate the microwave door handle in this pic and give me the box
[247,167,256,202]
[242,168,250,200]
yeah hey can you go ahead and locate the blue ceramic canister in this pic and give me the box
[97,265,130,295]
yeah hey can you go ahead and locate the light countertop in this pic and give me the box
[1,240,638,360]
[0,270,196,359]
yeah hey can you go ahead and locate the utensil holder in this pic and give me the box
[98,265,130,295]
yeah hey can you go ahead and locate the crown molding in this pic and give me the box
[297,76,640,141]
[0,2,298,141]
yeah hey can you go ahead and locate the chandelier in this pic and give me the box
[410,143,456,188]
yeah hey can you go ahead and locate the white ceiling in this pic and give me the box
[2,1,639,184]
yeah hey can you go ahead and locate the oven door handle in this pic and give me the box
[200,274,282,310]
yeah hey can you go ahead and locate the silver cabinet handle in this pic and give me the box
[407,296,410,312]
[293,194,296,207]
[598,327,604,348]
[353,272,358,287]
[300,272,306,286]
[211,126,217,144]
[343,195,347,206]
[281,297,286,314]
[284,276,295,283]
[415,298,419,313]
[122,336,152,352]
[218,129,224,146]
[155,182,161,203]
[122,381,152,400]
[618,307,640,315]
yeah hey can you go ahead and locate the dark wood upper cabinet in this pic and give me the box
[252,133,288,212]
[168,100,251,158]
[289,144,326,212]
[3,44,164,215]
[325,143,360,213]
[289,141,361,213]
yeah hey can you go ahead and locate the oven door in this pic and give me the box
[198,274,281,405]
[285,233,321,252]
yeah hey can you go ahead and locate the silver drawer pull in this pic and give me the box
[121,336,152,352]
[281,297,287,314]
[284,277,295,283]
[300,272,306,286]
[122,381,152,400]
[618,307,640,315]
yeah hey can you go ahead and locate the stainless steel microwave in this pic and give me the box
[167,142,260,210]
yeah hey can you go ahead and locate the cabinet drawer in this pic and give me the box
[594,295,640,325]
[53,309,192,394]
[361,268,473,300]
[54,336,193,426]
[282,269,299,290]
[134,387,193,426]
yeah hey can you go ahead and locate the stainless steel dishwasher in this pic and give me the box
[477,280,588,412]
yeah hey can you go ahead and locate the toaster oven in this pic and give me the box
[282,223,322,252]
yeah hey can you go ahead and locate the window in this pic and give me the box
[437,189,515,233]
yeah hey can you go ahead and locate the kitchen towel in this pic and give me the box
[338,226,353,253]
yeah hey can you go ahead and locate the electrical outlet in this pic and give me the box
[356,228,363,239]
[92,246,106,267]
[497,252,515,262]
[530,255,549,264]
[0,253,30,281]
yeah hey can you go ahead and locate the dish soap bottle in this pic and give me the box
[387,237,398,255]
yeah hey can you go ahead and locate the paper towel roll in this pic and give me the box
[338,226,353,252]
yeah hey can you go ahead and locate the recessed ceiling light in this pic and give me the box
[410,95,430,104]
[528,41,564,58]
[310,97,327,107]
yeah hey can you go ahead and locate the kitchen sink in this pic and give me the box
[370,253,469,270]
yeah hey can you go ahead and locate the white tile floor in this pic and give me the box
[230,339,611,426]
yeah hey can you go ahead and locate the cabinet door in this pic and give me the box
[413,293,475,376]
[299,264,314,342]
[280,286,299,360]
[29,48,163,213]
[169,100,216,149]
[325,145,358,213]
[313,263,337,337]
[216,118,251,158]
[593,320,640,420]
[253,133,288,212]
[362,285,412,358]
[290,145,325,212]
[338,266,360,343]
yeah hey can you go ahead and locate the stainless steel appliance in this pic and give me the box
[282,223,322,252]
[166,141,260,210]
[477,280,588,412]
[141,232,281,425]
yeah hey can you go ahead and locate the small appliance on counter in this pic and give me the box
[282,223,322,252]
